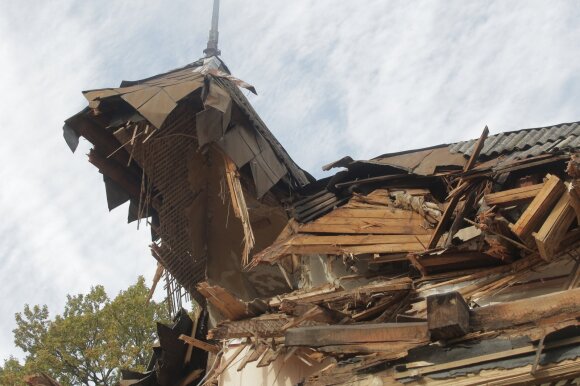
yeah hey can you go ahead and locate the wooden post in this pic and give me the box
[427,291,470,341]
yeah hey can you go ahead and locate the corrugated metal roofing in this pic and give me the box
[449,121,580,160]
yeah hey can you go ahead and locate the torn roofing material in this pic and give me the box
[65,56,311,195]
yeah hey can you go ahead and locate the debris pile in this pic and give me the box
[192,127,580,385]
[64,54,580,385]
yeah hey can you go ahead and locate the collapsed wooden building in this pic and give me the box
[62,45,580,386]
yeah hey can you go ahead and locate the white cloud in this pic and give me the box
[1,0,579,360]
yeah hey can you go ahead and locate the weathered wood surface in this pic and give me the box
[471,287,580,331]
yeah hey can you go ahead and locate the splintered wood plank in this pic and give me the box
[509,174,566,239]
[197,282,248,321]
[428,126,488,249]
[427,195,461,249]
[533,191,577,261]
[484,183,543,206]
[178,334,219,354]
[285,322,429,347]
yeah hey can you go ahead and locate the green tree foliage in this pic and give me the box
[0,276,170,386]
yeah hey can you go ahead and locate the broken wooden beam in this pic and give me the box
[285,322,429,347]
[427,291,469,341]
[533,191,577,261]
[470,287,580,331]
[484,183,543,206]
[509,174,566,239]
[178,334,219,354]
[428,126,488,249]
[197,282,249,321]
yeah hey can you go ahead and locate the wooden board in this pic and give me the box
[533,191,577,261]
[509,174,566,239]
[285,322,429,347]
[484,183,543,206]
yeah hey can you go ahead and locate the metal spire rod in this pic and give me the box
[204,0,221,57]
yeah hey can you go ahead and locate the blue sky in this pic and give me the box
[1,0,579,360]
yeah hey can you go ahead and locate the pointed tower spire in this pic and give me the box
[204,0,221,57]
